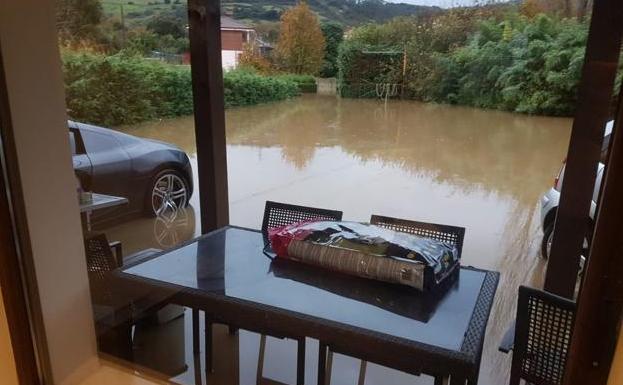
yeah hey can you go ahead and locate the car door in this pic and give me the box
[79,127,134,219]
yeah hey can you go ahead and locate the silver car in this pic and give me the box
[539,121,612,260]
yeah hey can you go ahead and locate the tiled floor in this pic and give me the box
[78,364,164,385]
[0,286,18,385]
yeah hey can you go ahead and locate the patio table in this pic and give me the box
[79,193,128,231]
[115,225,499,385]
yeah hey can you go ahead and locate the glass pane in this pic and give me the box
[58,0,202,381]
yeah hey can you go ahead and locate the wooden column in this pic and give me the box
[187,0,229,233]
[0,43,45,385]
[544,0,623,298]
[563,72,623,385]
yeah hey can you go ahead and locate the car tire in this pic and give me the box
[147,169,190,217]
[541,222,591,274]
[541,223,554,259]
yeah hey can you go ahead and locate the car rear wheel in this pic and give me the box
[148,170,189,217]
[541,222,588,276]
[541,223,553,259]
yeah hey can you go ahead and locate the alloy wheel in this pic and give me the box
[151,173,188,216]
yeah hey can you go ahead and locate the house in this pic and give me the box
[181,16,268,69]
[220,16,255,70]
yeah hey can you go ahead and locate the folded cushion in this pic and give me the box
[269,220,459,291]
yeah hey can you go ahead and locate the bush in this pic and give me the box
[62,50,193,126]
[223,70,300,107]
[338,10,486,100]
[277,74,317,93]
[338,11,592,116]
[429,15,588,116]
[337,39,403,98]
[62,51,300,126]
[320,23,344,78]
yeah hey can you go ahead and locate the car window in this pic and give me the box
[68,132,77,155]
[81,130,119,153]
[601,134,611,163]
[69,128,87,155]
[593,167,604,202]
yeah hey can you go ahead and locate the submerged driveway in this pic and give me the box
[110,94,571,385]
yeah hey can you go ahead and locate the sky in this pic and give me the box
[384,0,508,9]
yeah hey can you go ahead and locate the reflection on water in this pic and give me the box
[106,206,196,252]
[119,95,570,265]
[110,94,571,385]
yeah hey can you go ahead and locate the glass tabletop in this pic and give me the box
[122,226,488,352]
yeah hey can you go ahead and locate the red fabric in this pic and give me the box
[268,219,320,258]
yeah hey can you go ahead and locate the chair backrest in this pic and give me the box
[370,214,466,258]
[84,233,120,305]
[510,285,576,385]
[261,201,343,244]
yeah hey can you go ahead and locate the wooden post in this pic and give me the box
[543,0,623,298]
[563,71,623,385]
[187,0,229,233]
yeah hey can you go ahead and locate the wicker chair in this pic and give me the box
[259,201,343,384]
[370,214,466,258]
[84,233,135,359]
[261,200,343,249]
[508,286,576,385]
[85,233,173,361]
[324,215,466,385]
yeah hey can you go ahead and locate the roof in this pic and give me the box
[221,16,253,31]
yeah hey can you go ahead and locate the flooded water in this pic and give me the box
[109,94,571,385]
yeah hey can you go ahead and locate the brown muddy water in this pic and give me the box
[107,94,571,385]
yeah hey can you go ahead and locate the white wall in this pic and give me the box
[222,50,242,70]
[0,1,99,384]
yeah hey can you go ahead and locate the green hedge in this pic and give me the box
[277,74,318,93]
[223,70,300,107]
[63,51,194,126]
[62,51,300,126]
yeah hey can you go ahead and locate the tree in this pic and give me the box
[146,14,186,38]
[320,23,344,78]
[56,0,103,43]
[276,2,326,75]
[254,21,281,44]
[239,43,272,74]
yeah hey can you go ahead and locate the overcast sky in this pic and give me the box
[385,0,507,9]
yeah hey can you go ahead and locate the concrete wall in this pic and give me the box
[316,78,337,95]
[0,1,99,384]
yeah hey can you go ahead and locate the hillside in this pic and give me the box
[224,0,441,25]
[103,0,441,27]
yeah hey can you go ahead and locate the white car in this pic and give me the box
[539,121,612,260]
